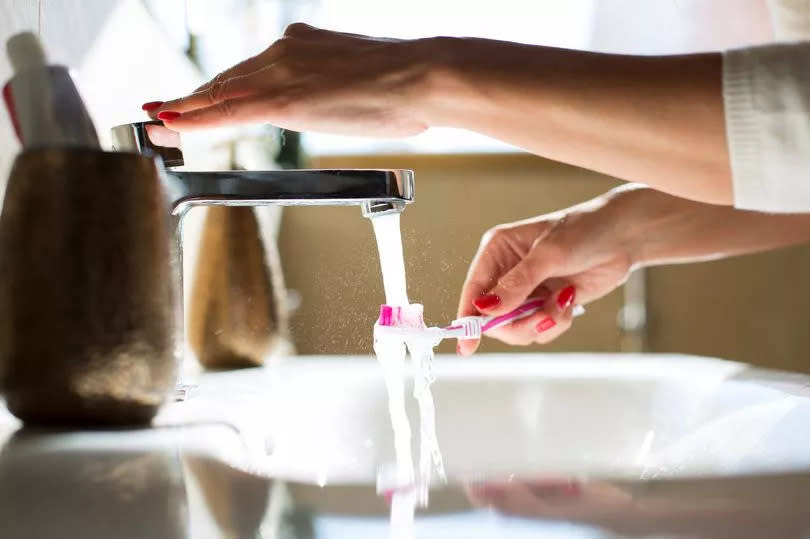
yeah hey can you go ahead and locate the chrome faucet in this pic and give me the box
[111,121,413,379]
[110,121,414,217]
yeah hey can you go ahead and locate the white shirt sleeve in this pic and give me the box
[767,0,810,41]
[723,42,810,213]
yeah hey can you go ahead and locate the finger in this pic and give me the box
[476,482,543,517]
[144,34,304,119]
[479,247,562,317]
[285,21,397,43]
[143,61,269,119]
[456,338,479,357]
[550,283,578,314]
[456,269,491,356]
[523,479,582,499]
[484,280,576,345]
[150,69,272,120]
[192,37,298,95]
[157,94,278,131]
[456,252,502,357]
[456,242,502,321]
[531,280,577,344]
[489,305,572,346]
[283,22,318,37]
[464,482,502,508]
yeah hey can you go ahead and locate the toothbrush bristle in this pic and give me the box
[378,305,394,326]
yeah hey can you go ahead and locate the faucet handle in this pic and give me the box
[111,121,184,167]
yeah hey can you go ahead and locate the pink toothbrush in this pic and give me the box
[375,298,585,343]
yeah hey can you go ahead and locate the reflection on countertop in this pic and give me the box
[2,354,810,538]
[3,426,810,538]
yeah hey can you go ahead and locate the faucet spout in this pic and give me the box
[164,169,413,215]
[112,120,414,216]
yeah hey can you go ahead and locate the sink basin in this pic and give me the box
[4,352,810,538]
[253,354,810,484]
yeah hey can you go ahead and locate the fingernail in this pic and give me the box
[526,481,582,498]
[536,317,556,333]
[556,286,576,310]
[564,482,582,496]
[477,485,507,502]
[456,343,463,356]
[157,110,181,121]
[473,294,501,311]
[141,101,164,111]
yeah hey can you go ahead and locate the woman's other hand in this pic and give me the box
[456,185,648,356]
[457,182,810,356]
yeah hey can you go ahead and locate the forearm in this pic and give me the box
[419,38,731,205]
[610,186,810,267]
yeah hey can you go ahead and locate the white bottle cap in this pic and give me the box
[7,31,47,74]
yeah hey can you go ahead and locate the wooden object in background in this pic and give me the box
[0,149,177,425]
[188,206,287,369]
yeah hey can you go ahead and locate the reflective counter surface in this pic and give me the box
[3,353,810,538]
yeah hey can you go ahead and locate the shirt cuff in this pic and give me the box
[723,43,810,213]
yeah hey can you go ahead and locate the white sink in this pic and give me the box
[166,353,810,484]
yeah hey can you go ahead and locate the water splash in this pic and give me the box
[408,338,447,504]
[370,213,446,537]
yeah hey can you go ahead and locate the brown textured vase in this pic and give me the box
[188,206,286,369]
[0,149,178,426]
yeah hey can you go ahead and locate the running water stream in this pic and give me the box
[370,212,446,539]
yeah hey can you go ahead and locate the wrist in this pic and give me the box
[604,185,666,269]
[404,36,485,127]
[611,185,701,268]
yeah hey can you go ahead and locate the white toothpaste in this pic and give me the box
[2,31,99,149]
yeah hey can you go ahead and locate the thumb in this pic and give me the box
[475,251,556,316]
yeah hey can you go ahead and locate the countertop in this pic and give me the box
[3,353,810,538]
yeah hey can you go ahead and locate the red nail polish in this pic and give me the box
[157,110,181,121]
[456,343,464,356]
[473,294,501,311]
[536,317,556,333]
[141,101,164,111]
[564,482,582,496]
[556,286,576,310]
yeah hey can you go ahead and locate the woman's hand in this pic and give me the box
[456,186,643,356]
[145,23,734,205]
[457,184,810,356]
[143,23,437,136]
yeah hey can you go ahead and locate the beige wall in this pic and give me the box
[280,153,810,373]
[647,246,810,372]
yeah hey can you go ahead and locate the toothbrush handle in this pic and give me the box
[480,297,547,333]
[448,298,586,339]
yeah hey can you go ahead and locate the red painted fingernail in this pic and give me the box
[564,482,582,496]
[556,286,576,310]
[477,485,507,502]
[456,343,463,355]
[141,101,164,111]
[157,110,181,121]
[536,317,556,333]
[473,294,501,311]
